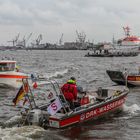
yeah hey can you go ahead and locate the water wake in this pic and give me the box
[0,125,45,140]
[123,104,140,114]
[0,115,22,128]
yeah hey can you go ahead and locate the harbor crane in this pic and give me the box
[18,33,32,48]
[76,30,86,43]
[35,34,43,45]
[59,33,63,45]
[76,30,87,49]
[7,33,20,47]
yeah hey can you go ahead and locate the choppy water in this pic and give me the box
[0,50,140,140]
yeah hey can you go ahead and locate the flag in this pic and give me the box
[33,82,38,89]
[12,85,25,106]
[24,82,29,93]
[47,97,62,115]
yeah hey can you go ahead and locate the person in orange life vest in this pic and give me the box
[61,77,78,109]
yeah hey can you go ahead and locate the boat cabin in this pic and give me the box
[0,60,16,72]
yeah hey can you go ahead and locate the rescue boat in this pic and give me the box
[0,60,28,88]
[18,79,129,129]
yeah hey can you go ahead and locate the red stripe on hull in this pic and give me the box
[60,115,80,127]
[0,74,27,79]
[127,76,140,81]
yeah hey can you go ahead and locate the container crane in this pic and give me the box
[76,30,86,43]
[22,33,32,48]
[36,34,42,45]
[7,33,20,47]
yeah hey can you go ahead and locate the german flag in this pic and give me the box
[13,85,25,106]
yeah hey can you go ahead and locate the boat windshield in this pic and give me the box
[30,81,62,107]
[0,63,15,72]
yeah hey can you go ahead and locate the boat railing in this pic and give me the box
[22,78,71,115]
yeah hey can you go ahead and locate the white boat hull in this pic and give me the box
[128,80,140,86]
[0,72,28,88]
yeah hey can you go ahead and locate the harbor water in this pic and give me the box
[0,50,140,140]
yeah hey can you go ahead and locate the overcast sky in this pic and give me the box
[0,0,140,45]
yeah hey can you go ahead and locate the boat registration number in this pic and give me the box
[49,120,59,128]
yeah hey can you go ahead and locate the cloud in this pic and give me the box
[0,0,140,44]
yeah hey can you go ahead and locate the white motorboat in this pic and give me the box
[0,60,28,88]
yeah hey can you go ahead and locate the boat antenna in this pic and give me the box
[123,68,128,88]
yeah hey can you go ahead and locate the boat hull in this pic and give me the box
[127,75,140,86]
[0,72,28,88]
[49,94,127,128]
[106,70,138,87]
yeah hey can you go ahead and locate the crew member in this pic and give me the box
[61,77,78,109]
[15,65,19,72]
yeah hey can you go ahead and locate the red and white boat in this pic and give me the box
[127,75,140,86]
[19,79,129,129]
[0,60,28,88]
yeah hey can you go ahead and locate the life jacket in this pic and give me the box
[61,83,77,101]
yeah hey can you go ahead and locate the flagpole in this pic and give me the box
[23,78,37,108]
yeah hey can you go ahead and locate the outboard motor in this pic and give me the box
[26,109,49,128]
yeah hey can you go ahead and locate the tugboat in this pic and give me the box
[17,78,129,129]
[0,60,28,88]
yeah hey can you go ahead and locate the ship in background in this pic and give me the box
[117,26,140,46]
[85,26,140,57]
[112,26,140,52]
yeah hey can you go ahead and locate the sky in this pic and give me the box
[0,0,140,45]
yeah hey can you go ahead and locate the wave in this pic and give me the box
[33,65,79,80]
[123,104,140,115]
[117,104,140,120]
[47,69,69,79]
[0,125,46,140]
[47,66,79,79]
[0,115,22,128]
[0,124,69,140]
